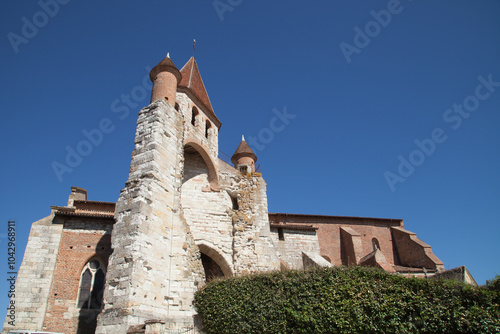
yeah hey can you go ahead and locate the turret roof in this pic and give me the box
[231,136,257,164]
[149,53,182,83]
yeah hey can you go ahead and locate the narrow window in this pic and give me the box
[205,120,212,138]
[78,258,106,309]
[278,228,285,241]
[191,107,199,126]
[232,197,239,210]
[78,269,92,308]
[175,103,180,111]
[372,238,381,251]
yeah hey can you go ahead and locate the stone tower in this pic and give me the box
[95,54,280,332]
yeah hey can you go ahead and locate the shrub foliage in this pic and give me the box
[194,266,500,334]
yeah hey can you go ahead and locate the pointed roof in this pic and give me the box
[150,53,182,83]
[231,135,257,164]
[179,57,220,127]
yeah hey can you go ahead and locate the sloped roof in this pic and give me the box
[179,57,220,127]
[231,137,257,164]
[52,200,115,221]
[149,54,182,83]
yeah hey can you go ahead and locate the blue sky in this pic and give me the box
[1,0,499,320]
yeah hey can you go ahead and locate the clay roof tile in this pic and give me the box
[149,53,182,83]
[231,136,257,164]
[179,57,220,126]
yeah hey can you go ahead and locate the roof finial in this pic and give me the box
[242,135,245,141]
[193,39,196,58]
[167,52,170,58]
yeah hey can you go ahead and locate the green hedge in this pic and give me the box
[194,266,500,334]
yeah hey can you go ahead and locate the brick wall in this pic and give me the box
[391,227,444,270]
[42,219,112,334]
[269,214,403,267]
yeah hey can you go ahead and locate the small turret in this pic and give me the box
[231,135,257,173]
[149,53,182,106]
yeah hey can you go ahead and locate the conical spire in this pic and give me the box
[179,57,215,115]
[149,53,182,83]
[231,135,257,165]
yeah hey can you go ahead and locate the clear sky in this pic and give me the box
[0,0,499,321]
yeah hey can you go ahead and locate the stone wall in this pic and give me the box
[177,92,218,161]
[181,145,280,277]
[270,229,320,269]
[181,151,234,275]
[96,100,205,333]
[221,166,280,275]
[430,266,477,285]
[2,214,63,333]
[97,88,280,332]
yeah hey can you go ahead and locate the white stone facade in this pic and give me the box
[2,215,63,332]
[96,96,281,332]
[270,229,321,270]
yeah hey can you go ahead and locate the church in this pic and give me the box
[3,52,468,334]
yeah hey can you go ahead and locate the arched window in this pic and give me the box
[372,238,381,251]
[205,120,212,138]
[191,107,199,126]
[78,258,106,309]
[175,103,180,111]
